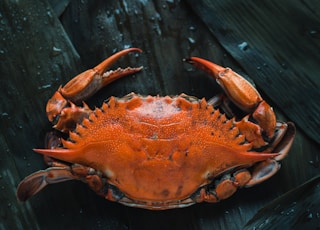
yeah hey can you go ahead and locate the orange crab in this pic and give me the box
[17,48,295,210]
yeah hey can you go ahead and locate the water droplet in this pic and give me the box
[38,84,52,90]
[286,208,295,215]
[186,67,195,72]
[47,11,53,18]
[189,26,196,31]
[306,212,313,220]
[52,46,62,56]
[238,42,248,51]
[309,29,320,38]
[153,24,162,36]
[309,155,320,168]
[149,16,155,22]
[187,37,196,44]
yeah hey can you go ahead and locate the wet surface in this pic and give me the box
[0,0,319,229]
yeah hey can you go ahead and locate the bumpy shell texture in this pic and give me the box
[36,93,274,202]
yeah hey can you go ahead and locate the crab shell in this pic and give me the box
[33,93,279,205]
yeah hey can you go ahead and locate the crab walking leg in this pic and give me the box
[17,167,77,202]
[245,123,295,186]
[17,165,104,202]
[185,57,276,147]
[17,131,108,202]
[46,48,143,132]
[195,169,252,203]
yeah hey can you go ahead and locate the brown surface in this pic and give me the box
[0,0,319,229]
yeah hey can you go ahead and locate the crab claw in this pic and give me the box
[186,57,276,139]
[185,57,262,112]
[60,48,143,103]
[46,48,143,122]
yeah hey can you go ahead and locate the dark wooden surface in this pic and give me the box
[0,0,319,229]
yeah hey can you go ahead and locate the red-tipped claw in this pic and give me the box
[60,48,143,103]
[186,57,276,140]
[186,57,263,112]
[45,48,143,131]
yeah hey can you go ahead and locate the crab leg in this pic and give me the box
[186,57,276,148]
[46,48,143,132]
[17,167,77,202]
[17,165,105,202]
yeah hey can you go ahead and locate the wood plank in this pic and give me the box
[186,0,320,144]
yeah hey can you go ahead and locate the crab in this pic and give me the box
[17,48,295,210]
